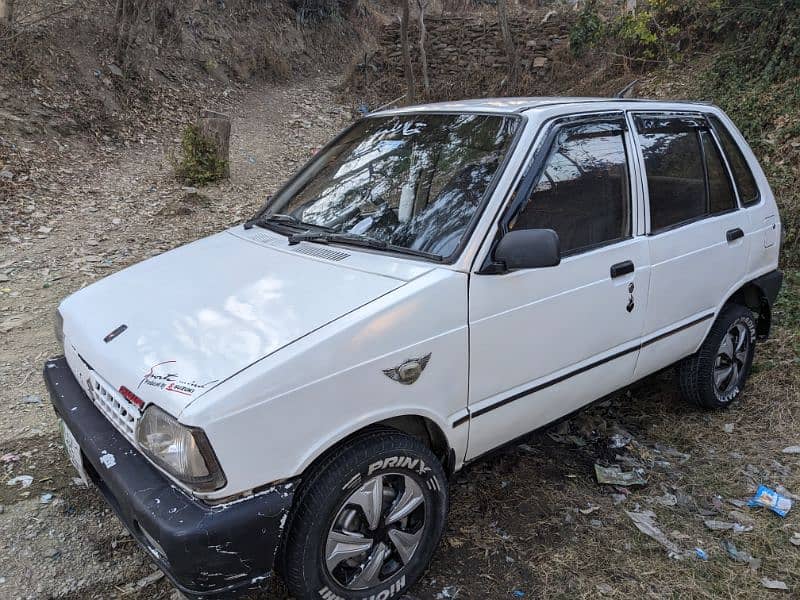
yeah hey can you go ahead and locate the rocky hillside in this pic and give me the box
[347,11,575,105]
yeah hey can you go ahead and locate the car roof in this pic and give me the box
[371,97,713,116]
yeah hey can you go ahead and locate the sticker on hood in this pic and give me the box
[138,360,219,397]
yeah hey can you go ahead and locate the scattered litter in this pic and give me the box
[782,446,800,454]
[721,540,761,570]
[609,429,633,449]
[40,493,54,504]
[21,394,42,405]
[723,423,735,433]
[695,548,709,561]
[6,475,33,488]
[0,577,5,584]
[512,591,525,598]
[625,510,682,558]
[704,519,753,533]
[610,493,627,505]
[579,504,600,515]
[760,578,789,591]
[729,510,755,525]
[790,532,800,547]
[37,226,52,234]
[590,519,604,528]
[0,453,20,463]
[775,484,800,501]
[595,464,647,487]
[748,485,793,517]
[729,498,748,508]
[517,443,538,454]
[436,586,459,599]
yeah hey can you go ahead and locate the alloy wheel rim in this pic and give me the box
[325,473,426,590]
[714,322,750,396]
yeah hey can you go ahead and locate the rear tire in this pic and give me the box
[283,429,448,600]
[678,304,756,409]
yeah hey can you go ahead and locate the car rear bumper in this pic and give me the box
[44,356,295,599]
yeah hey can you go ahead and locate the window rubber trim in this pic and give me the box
[477,111,632,273]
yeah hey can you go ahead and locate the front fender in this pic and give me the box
[181,268,469,501]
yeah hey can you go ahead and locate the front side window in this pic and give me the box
[509,120,631,255]
[635,115,736,232]
[265,113,519,259]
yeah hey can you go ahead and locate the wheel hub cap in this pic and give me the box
[714,322,750,396]
[325,473,426,590]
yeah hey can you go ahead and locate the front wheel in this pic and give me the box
[678,304,757,409]
[283,429,448,600]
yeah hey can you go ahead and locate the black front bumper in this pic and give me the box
[44,356,295,599]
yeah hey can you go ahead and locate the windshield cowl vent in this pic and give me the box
[290,244,350,262]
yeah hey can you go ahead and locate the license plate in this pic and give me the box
[60,420,89,486]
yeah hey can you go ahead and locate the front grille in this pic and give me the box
[84,371,141,439]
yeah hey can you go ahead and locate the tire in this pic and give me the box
[678,303,757,410]
[283,429,448,600]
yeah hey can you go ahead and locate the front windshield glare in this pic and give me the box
[267,113,519,259]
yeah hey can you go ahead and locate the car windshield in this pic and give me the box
[263,113,520,259]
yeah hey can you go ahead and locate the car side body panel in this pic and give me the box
[180,268,469,499]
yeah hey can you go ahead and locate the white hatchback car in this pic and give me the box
[46,98,782,600]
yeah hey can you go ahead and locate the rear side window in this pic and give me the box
[709,115,760,206]
[635,116,736,232]
[510,121,631,255]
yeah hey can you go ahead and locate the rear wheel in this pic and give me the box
[678,304,756,409]
[283,429,448,600]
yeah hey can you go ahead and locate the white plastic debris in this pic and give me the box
[625,510,683,558]
[781,446,800,454]
[6,475,33,488]
[760,578,788,590]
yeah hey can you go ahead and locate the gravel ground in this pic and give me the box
[1,75,799,600]
[0,75,350,599]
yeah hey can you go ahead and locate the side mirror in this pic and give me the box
[493,228,561,271]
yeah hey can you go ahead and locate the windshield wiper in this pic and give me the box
[287,231,443,262]
[287,231,388,250]
[244,213,334,233]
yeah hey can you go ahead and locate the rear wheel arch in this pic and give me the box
[723,280,774,339]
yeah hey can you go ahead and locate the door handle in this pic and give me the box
[726,228,744,242]
[610,260,634,278]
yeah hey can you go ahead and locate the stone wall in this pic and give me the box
[348,11,577,104]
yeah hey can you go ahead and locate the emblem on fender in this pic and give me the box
[383,353,431,385]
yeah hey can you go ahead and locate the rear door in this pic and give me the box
[466,113,650,459]
[630,113,749,379]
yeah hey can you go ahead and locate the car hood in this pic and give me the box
[60,229,413,416]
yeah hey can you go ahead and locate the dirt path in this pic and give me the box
[0,75,350,599]
[1,75,799,600]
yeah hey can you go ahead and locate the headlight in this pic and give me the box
[54,309,64,348]
[136,405,226,491]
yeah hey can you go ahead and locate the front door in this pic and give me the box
[466,114,650,459]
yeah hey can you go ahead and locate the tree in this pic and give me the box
[0,0,14,25]
[416,0,430,97]
[400,0,416,104]
[496,0,518,87]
